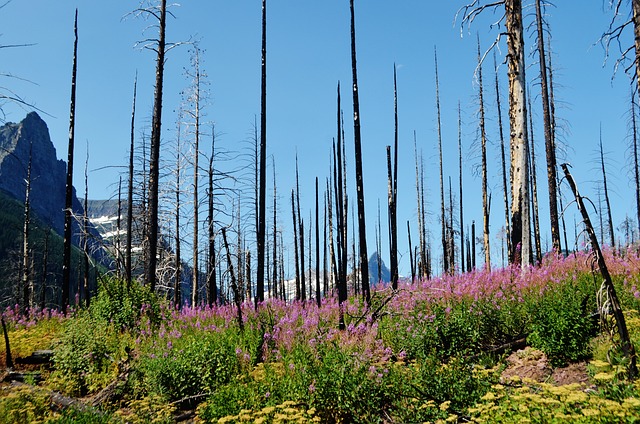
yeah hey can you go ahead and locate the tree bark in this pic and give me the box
[505,0,531,267]
[458,102,465,273]
[535,0,561,253]
[145,0,167,292]
[349,0,370,304]
[126,74,136,289]
[256,0,267,308]
[599,128,616,248]
[477,36,491,270]
[62,9,78,313]
[434,48,448,275]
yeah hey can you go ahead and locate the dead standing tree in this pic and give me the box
[476,35,491,270]
[349,0,370,304]
[460,0,531,267]
[561,163,638,379]
[256,0,267,308]
[434,48,449,275]
[387,64,399,289]
[62,9,78,313]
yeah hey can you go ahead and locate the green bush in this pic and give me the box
[527,282,596,367]
[90,277,162,330]
[137,333,240,401]
[51,312,128,396]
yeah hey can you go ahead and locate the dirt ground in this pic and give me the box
[500,347,590,386]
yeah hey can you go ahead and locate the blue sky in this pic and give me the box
[1,1,638,276]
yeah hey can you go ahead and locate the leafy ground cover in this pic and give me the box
[1,248,640,423]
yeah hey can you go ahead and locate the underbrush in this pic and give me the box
[1,249,640,422]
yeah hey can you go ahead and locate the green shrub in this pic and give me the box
[527,282,596,367]
[137,333,240,401]
[51,312,128,396]
[90,277,162,330]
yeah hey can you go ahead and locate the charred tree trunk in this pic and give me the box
[349,0,370,305]
[22,143,33,312]
[62,9,78,313]
[477,36,491,270]
[174,120,183,309]
[528,95,542,263]
[222,228,244,332]
[435,48,448,275]
[207,128,217,306]
[291,190,300,301]
[633,90,640,236]
[535,0,560,253]
[562,163,637,379]
[145,0,167,291]
[458,102,465,273]
[272,157,278,300]
[388,64,399,290]
[295,157,305,301]
[82,149,90,306]
[407,221,415,281]
[315,177,321,307]
[599,127,616,248]
[256,0,267,308]
[126,74,136,289]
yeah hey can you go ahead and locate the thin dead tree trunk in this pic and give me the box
[458,102,465,273]
[190,48,202,308]
[221,227,244,332]
[126,74,136,289]
[327,176,337,293]
[83,148,90,306]
[414,132,427,278]
[435,48,448,275]
[528,95,542,263]
[494,51,512,261]
[174,119,183,308]
[207,128,216,306]
[633,89,640,236]
[376,200,382,283]
[535,0,560,253]
[145,0,167,291]
[315,177,321,307]
[295,156,305,301]
[562,163,638,379]
[388,63,399,289]
[22,142,33,312]
[291,190,300,301]
[272,157,278,300]
[506,0,531,267]
[407,221,415,281]
[477,36,491,270]
[349,0,370,305]
[599,127,616,248]
[256,0,267,308]
[62,9,78,313]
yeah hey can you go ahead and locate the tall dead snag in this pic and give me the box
[22,142,33,312]
[315,177,321,307]
[528,95,542,263]
[505,0,531,267]
[561,163,638,379]
[62,9,78,313]
[207,129,216,306]
[291,190,300,301]
[414,132,427,279]
[387,64,399,290]
[349,0,370,304]
[126,74,137,289]
[174,119,182,308]
[458,102,465,273]
[477,36,491,270]
[434,48,449,275]
[186,46,204,308]
[256,0,267,308]
[295,156,305,301]
[535,0,560,253]
[632,89,640,235]
[272,157,278,300]
[599,127,616,248]
[407,221,415,281]
[222,228,244,332]
[144,0,167,292]
[82,148,90,306]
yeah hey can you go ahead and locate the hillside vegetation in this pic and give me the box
[1,249,640,423]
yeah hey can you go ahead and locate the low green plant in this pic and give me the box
[527,282,596,366]
[51,312,129,396]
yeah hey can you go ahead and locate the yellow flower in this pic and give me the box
[593,372,614,382]
[440,400,451,411]
[481,392,496,401]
